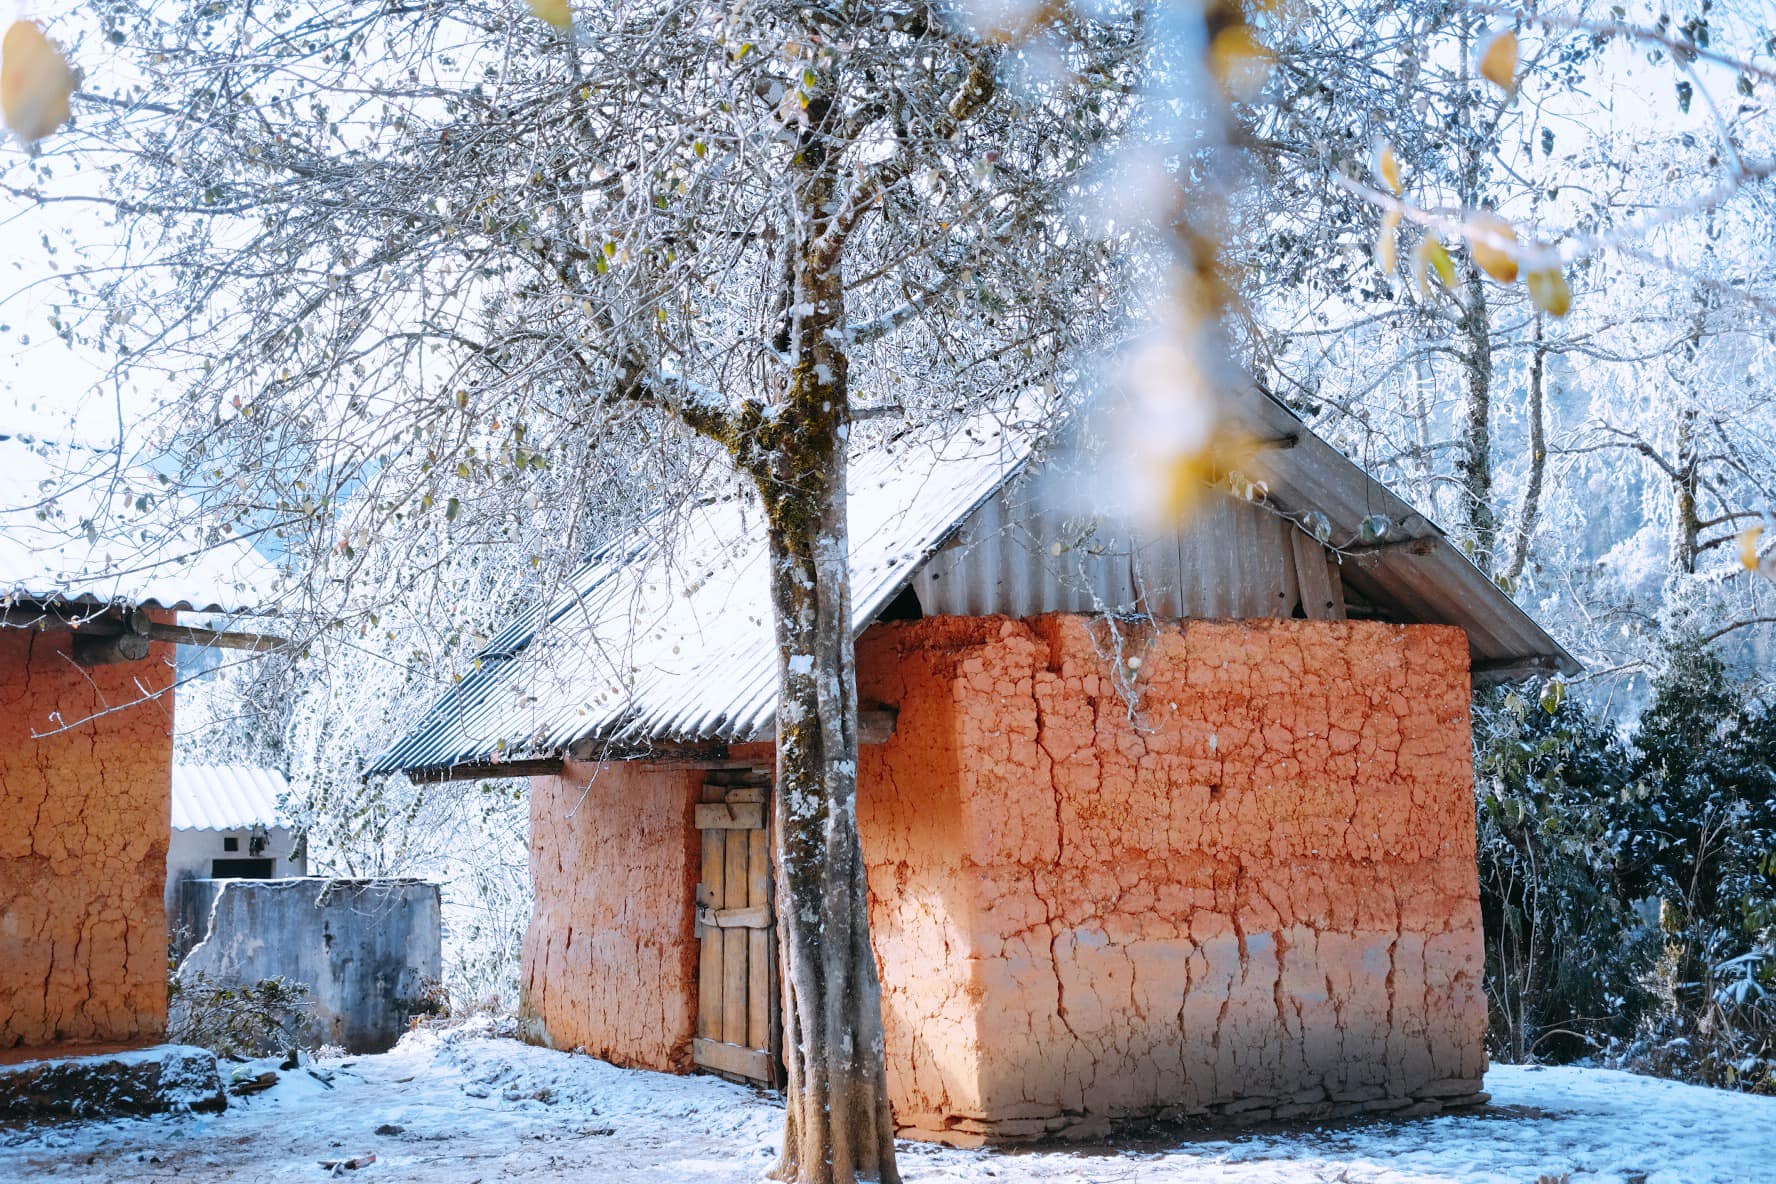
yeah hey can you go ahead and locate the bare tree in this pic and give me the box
[6,2,1150,1177]
[1232,0,1776,675]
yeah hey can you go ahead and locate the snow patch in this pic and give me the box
[3,1031,1773,1183]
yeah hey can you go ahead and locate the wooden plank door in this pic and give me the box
[692,770,779,1085]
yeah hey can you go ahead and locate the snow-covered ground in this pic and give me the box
[3,1024,1773,1183]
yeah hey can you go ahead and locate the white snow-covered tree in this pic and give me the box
[1230,0,1776,686]
[5,2,1164,1177]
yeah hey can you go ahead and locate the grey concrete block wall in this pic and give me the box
[175,878,442,1053]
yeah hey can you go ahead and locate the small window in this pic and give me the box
[211,858,275,879]
[223,836,239,852]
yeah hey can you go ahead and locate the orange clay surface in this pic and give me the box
[521,760,703,1070]
[521,614,1484,1142]
[856,615,1484,1141]
[0,622,176,1051]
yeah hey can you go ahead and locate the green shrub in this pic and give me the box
[1474,642,1776,1092]
[168,973,313,1058]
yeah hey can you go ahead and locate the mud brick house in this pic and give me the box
[379,395,1576,1144]
[0,436,276,1055]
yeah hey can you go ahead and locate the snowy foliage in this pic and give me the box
[1474,646,1776,1092]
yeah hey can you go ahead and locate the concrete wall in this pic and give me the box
[0,622,176,1051]
[855,615,1485,1142]
[520,761,703,1070]
[174,878,441,1053]
[166,826,305,950]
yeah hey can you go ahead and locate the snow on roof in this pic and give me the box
[377,396,1575,780]
[372,412,1034,777]
[171,764,291,831]
[0,435,278,614]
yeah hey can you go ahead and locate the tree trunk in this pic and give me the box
[1670,407,1701,576]
[1504,316,1547,583]
[1457,264,1497,574]
[1452,16,1498,575]
[758,413,898,1183]
[752,86,899,1184]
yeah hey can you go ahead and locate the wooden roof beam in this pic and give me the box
[407,757,568,784]
[3,603,287,664]
[1340,536,1438,561]
[1472,656,1566,686]
[743,708,898,747]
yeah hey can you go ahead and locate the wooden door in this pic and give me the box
[692,770,779,1085]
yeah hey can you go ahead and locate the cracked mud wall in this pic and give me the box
[0,624,175,1050]
[855,614,1486,1143]
[521,760,702,1070]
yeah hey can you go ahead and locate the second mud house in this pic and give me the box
[0,436,276,1055]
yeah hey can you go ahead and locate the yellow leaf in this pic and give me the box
[1209,25,1274,101]
[526,0,572,29]
[1376,209,1401,275]
[2,21,76,144]
[1466,211,1520,283]
[1479,29,1519,94]
[1526,267,1572,317]
[1412,236,1455,297]
[1373,141,1403,195]
[1740,524,1765,571]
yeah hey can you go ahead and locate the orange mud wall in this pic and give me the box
[521,760,703,1070]
[516,613,1485,1142]
[0,623,176,1051]
[855,614,1487,1144]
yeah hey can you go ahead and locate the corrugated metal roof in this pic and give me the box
[0,436,279,614]
[372,415,1034,776]
[912,473,1305,619]
[171,764,291,831]
[376,399,1576,779]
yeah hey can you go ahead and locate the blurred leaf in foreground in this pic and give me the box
[1526,267,1572,317]
[1479,29,1519,94]
[1739,524,1765,572]
[526,0,573,30]
[2,21,76,145]
[1467,211,1520,283]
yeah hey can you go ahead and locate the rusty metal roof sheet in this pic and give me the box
[375,397,1576,779]
[0,436,279,615]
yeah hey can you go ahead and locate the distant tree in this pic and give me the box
[1234,2,1776,677]
[1476,642,1776,1088]
[1624,645,1776,1022]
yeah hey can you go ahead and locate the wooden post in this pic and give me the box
[723,824,749,1046]
[697,788,726,1042]
[747,821,772,1053]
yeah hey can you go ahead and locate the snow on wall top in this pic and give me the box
[0,435,279,615]
[377,397,1575,779]
[171,764,291,831]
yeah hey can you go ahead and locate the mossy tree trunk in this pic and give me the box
[673,35,1000,1184]
[736,87,898,1184]
[755,396,898,1184]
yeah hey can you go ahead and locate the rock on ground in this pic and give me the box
[0,1045,225,1120]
